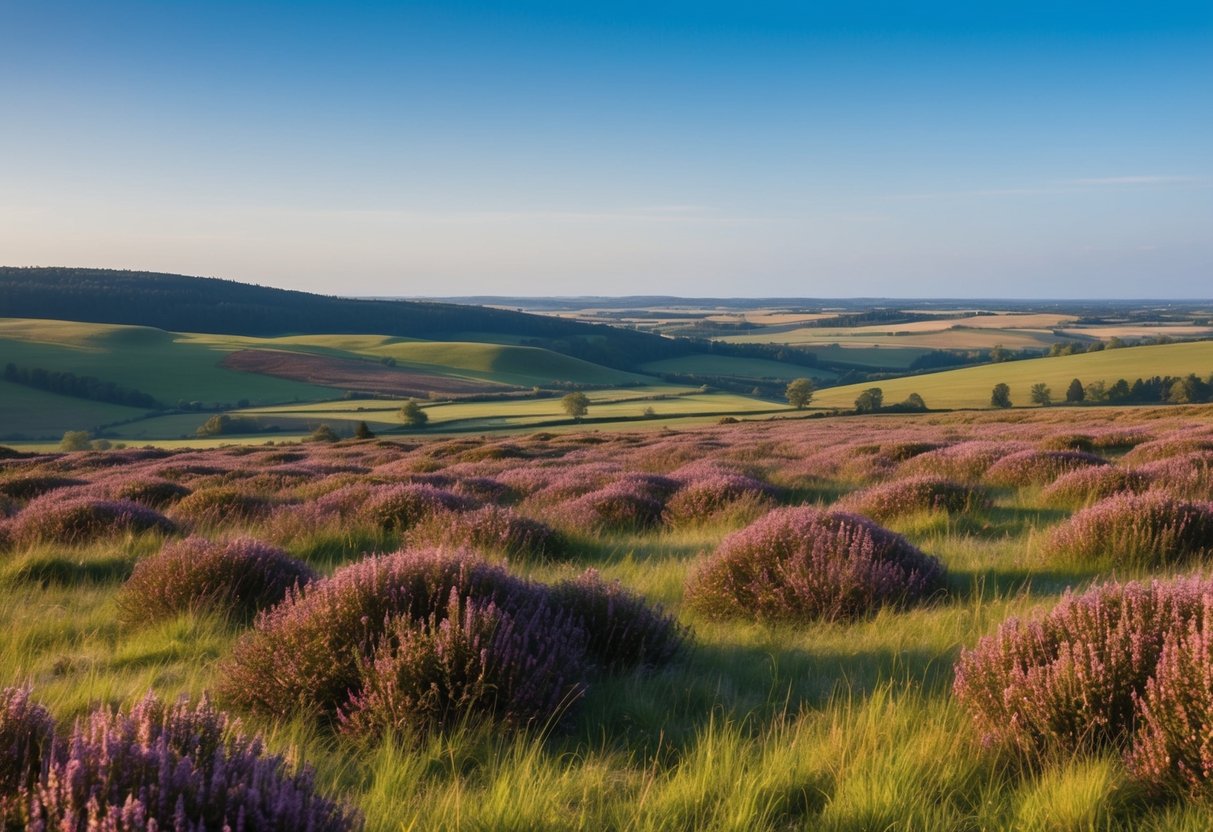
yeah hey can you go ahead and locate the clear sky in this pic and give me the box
[1,1,1210,298]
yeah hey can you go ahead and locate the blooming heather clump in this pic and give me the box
[835,476,989,521]
[8,495,175,546]
[339,590,588,738]
[220,548,544,718]
[556,482,665,532]
[118,537,317,624]
[0,687,55,817]
[101,476,192,508]
[170,486,272,526]
[0,475,85,501]
[685,506,945,623]
[899,441,1030,482]
[549,569,685,671]
[1038,433,1096,453]
[360,483,473,531]
[17,692,358,831]
[1042,492,1213,567]
[1126,597,1213,800]
[1137,452,1213,501]
[983,449,1107,487]
[663,474,779,527]
[407,506,566,560]
[1039,466,1154,508]
[1123,436,1213,465]
[954,577,1213,758]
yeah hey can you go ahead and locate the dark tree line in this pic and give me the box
[4,363,163,409]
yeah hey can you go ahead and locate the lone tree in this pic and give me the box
[354,421,375,439]
[59,430,92,451]
[785,378,816,409]
[1065,378,1085,403]
[308,423,340,443]
[990,383,1013,408]
[400,401,429,428]
[902,392,927,411]
[854,388,884,413]
[1030,383,1052,406]
[561,391,590,419]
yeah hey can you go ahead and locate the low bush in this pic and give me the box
[0,687,55,817]
[407,506,566,560]
[8,690,357,830]
[103,475,192,508]
[663,474,779,526]
[685,506,945,623]
[983,449,1107,487]
[835,476,988,520]
[8,495,175,546]
[0,475,84,501]
[1042,492,1213,567]
[118,537,316,624]
[954,577,1213,758]
[170,486,272,526]
[1039,466,1154,508]
[550,569,686,671]
[360,483,473,531]
[556,482,665,532]
[1136,452,1213,501]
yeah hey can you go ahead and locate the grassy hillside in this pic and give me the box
[813,340,1213,410]
[0,379,149,439]
[640,354,836,382]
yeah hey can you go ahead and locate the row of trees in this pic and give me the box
[4,363,162,410]
[1017,373,1213,408]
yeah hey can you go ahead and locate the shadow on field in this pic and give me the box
[575,639,950,755]
[7,555,135,587]
[953,505,1069,539]
[945,564,1103,602]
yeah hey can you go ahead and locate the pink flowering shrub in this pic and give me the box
[663,474,779,527]
[953,577,1213,758]
[1137,452,1213,501]
[1042,492,1213,567]
[983,449,1107,487]
[339,591,588,738]
[9,496,175,546]
[550,569,685,671]
[0,475,84,502]
[359,483,473,531]
[220,548,548,718]
[1038,433,1096,453]
[170,486,272,526]
[556,482,665,532]
[899,441,1030,482]
[1124,436,1213,465]
[1039,466,1154,508]
[118,537,316,624]
[407,506,566,560]
[9,691,357,831]
[685,506,945,622]
[101,476,192,508]
[1126,596,1213,800]
[0,687,55,818]
[835,476,989,521]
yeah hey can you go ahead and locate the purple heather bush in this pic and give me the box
[0,687,55,818]
[686,506,945,623]
[0,475,86,502]
[339,590,588,738]
[1042,492,1213,567]
[982,449,1108,487]
[359,483,474,532]
[1039,466,1155,508]
[555,482,666,533]
[662,474,779,527]
[954,577,1213,758]
[169,486,272,527]
[96,476,192,508]
[13,691,357,831]
[550,569,685,671]
[1038,433,1096,453]
[899,441,1031,482]
[835,476,989,521]
[9,496,176,546]
[407,506,566,561]
[1126,596,1213,800]
[1137,452,1213,501]
[220,548,546,718]
[1123,436,1213,465]
[118,537,317,624]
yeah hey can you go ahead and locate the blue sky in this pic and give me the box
[1,1,1210,297]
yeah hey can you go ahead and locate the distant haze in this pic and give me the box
[1,2,1210,298]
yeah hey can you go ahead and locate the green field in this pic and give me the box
[812,340,1213,410]
[639,354,837,381]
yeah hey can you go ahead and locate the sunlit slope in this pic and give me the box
[640,354,837,381]
[812,341,1213,410]
[0,378,148,439]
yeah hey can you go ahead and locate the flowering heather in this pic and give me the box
[407,506,565,560]
[550,569,685,671]
[1126,596,1213,800]
[663,474,779,527]
[339,590,588,738]
[1038,433,1096,453]
[1039,466,1155,508]
[9,496,176,546]
[359,483,474,532]
[0,475,85,501]
[899,441,1031,482]
[119,537,316,624]
[555,482,666,533]
[0,687,55,818]
[1137,452,1213,501]
[982,449,1108,487]
[686,506,945,623]
[954,577,1213,758]
[1042,492,1213,567]
[97,476,193,508]
[18,692,358,831]
[448,476,515,503]
[1123,435,1213,465]
[169,486,273,527]
[835,476,989,521]
[221,548,545,718]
